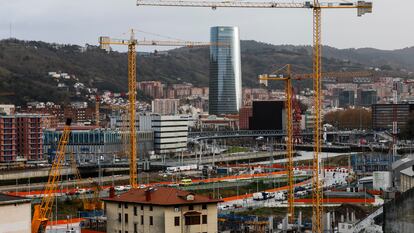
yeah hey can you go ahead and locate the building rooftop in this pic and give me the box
[0,193,31,206]
[401,166,414,177]
[103,187,221,206]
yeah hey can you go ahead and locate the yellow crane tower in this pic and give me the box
[259,64,295,223]
[99,30,216,188]
[136,1,372,231]
[259,65,373,223]
[31,119,72,233]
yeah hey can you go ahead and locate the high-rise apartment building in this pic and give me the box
[0,116,17,162]
[16,114,44,161]
[0,114,45,162]
[209,26,242,115]
[152,99,180,115]
[138,81,164,99]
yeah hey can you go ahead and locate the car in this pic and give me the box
[75,189,87,195]
[124,185,132,190]
[114,186,125,191]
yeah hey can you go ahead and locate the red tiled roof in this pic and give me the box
[102,187,221,206]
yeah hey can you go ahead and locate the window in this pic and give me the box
[125,213,129,223]
[125,203,128,209]
[141,205,144,210]
[202,215,207,224]
[150,216,153,225]
[118,203,121,208]
[141,215,144,225]
[174,206,180,212]
[125,231,128,233]
[174,216,180,226]
[188,205,194,210]
[149,205,153,211]
[134,206,137,216]
[134,223,138,233]
[185,215,200,225]
[118,213,121,222]
[202,204,207,210]
[119,231,121,233]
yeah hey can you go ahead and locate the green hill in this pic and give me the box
[0,39,412,105]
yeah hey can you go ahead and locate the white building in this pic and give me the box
[140,114,189,155]
[0,193,31,233]
[0,104,15,115]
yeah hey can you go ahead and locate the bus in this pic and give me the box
[180,178,193,186]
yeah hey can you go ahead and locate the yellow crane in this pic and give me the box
[70,152,103,211]
[136,1,372,231]
[31,119,72,233]
[259,64,294,223]
[99,30,216,188]
[259,65,373,223]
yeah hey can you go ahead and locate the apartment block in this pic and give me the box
[0,116,17,162]
[16,114,44,161]
[152,99,180,115]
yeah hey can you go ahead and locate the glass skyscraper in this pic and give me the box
[209,26,242,115]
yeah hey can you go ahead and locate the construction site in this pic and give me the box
[1,0,414,233]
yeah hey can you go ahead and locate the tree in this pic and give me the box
[324,108,372,129]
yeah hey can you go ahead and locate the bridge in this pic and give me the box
[188,130,373,141]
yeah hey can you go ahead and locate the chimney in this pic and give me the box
[109,187,115,198]
[145,189,151,201]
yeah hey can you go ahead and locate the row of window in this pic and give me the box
[117,214,208,227]
[118,213,153,225]
[119,203,208,212]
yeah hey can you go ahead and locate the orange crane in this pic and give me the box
[31,119,71,233]
[70,152,103,211]
[99,30,217,188]
[259,66,373,223]
[136,1,372,230]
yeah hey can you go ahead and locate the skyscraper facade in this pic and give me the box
[209,26,242,115]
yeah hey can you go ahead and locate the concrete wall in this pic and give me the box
[0,202,31,233]
[383,187,414,233]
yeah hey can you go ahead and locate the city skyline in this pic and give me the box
[0,0,413,50]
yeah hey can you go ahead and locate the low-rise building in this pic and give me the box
[103,187,221,233]
[0,193,31,233]
[140,114,189,155]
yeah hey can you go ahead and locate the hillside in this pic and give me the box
[0,39,413,105]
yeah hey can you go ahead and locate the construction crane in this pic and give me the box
[259,64,295,223]
[99,30,216,188]
[259,66,373,224]
[70,152,103,211]
[31,118,72,233]
[136,1,372,230]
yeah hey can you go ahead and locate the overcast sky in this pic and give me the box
[0,0,412,51]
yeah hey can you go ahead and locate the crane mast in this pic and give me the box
[99,31,214,188]
[259,64,295,223]
[31,119,72,233]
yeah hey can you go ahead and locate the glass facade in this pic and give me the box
[209,26,242,115]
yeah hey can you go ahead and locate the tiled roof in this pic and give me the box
[0,193,31,205]
[102,187,221,206]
